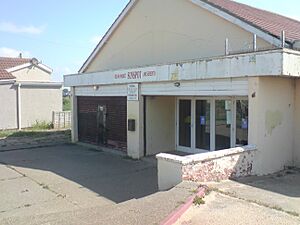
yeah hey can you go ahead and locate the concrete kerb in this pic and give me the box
[0,143,69,152]
[76,142,127,157]
[160,186,207,225]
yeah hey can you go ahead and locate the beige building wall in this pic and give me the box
[146,96,176,155]
[127,94,144,159]
[294,79,300,167]
[0,83,18,129]
[12,67,51,82]
[20,86,62,128]
[85,0,272,73]
[248,77,295,175]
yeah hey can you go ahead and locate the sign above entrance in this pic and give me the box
[114,68,157,82]
[127,84,139,101]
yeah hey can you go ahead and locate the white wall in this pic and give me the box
[249,77,295,174]
[12,66,51,82]
[294,79,300,167]
[85,0,271,73]
[127,94,144,159]
[146,96,175,155]
[20,86,62,128]
[0,83,18,129]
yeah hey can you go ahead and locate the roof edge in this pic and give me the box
[6,61,53,74]
[191,0,287,47]
[79,0,138,73]
[79,0,290,74]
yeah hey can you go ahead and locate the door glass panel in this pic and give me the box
[215,100,231,150]
[196,100,210,150]
[179,100,191,147]
[236,100,248,146]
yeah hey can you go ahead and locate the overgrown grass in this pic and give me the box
[0,119,71,139]
[0,130,71,139]
[0,130,51,138]
[31,121,53,130]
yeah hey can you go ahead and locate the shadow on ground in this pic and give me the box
[232,168,300,198]
[0,144,158,203]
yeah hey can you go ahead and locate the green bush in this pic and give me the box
[63,97,71,111]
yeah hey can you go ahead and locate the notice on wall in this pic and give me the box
[200,116,206,125]
[127,84,139,101]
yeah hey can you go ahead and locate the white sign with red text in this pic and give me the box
[114,67,157,82]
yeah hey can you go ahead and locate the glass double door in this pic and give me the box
[177,98,212,153]
[177,97,248,153]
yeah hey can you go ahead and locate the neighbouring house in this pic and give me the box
[0,56,63,130]
[64,0,300,190]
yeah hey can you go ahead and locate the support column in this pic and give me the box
[71,87,78,143]
[127,84,144,159]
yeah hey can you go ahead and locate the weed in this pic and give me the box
[190,189,198,194]
[193,196,205,205]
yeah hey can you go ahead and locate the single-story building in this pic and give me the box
[0,56,63,130]
[64,0,300,189]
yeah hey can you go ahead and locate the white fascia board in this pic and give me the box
[15,81,62,88]
[6,62,53,74]
[64,49,286,87]
[282,49,300,76]
[79,0,138,73]
[37,63,53,74]
[190,0,286,48]
[0,79,16,85]
[141,78,249,96]
[75,84,127,97]
[6,63,31,73]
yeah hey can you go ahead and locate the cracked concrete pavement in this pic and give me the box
[175,169,300,225]
[0,144,198,225]
[175,192,300,225]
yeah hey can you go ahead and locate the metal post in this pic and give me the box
[17,83,22,130]
[253,34,257,51]
[281,30,285,48]
[225,38,229,55]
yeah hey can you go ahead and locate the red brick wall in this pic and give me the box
[77,96,127,151]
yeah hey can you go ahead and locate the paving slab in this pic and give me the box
[0,173,74,216]
[0,181,199,225]
[0,164,23,181]
[175,192,300,225]
[205,169,300,216]
[0,144,198,225]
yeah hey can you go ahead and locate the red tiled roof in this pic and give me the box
[0,57,31,80]
[205,0,300,43]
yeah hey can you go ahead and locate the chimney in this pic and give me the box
[19,53,22,58]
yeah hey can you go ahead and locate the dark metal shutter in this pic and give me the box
[77,96,127,151]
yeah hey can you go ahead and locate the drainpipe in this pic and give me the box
[17,83,22,130]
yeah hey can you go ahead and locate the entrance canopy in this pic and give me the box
[65,48,300,88]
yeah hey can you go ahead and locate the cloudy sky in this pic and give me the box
[0,0,299,81]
